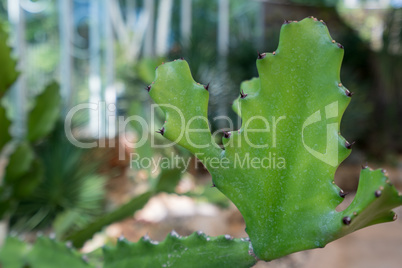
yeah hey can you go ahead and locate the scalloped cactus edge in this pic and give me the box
[148,17,402,261]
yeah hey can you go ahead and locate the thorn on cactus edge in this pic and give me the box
[345,89,354,97]
[320,19,326,25]
[342,216,351,225]
[273,51,276,55]
[240,89,248,99]
[257,51,266,59]
[65,241,73,248]
[156,127,165,136]
[82,255,89,263]
[223,131,231,139]
[393,214,398,221]
[118,235,125,241]
[337,43,344,49]
[345,141,355,149]
[224,234,233,240]
[142,234,150,241]
[375,190,382,198]
[284,19,290,24]
[204,83,210,91]
[211,182,216,188]
[146,85,151,92]
[362,164,369,169]
[339,190,348,198]
[170,230,180,238]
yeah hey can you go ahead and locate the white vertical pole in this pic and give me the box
[144,0,155,57]
[7,0,26,139]
[89,0,103,139]
[58,0,73,112]
[155,0,173,56]
[181,0,192,48]
[104,0,116,140]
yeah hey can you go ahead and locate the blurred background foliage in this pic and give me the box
[0,0,401,265]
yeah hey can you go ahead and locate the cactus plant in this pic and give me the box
[1,17,402,268]
[148,17,402,261]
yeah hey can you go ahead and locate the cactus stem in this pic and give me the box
[240,89,248,99]
[156,127,165,136]
[342,216,351,225]
[223,131,231,139]
[339,190,348,198]
[146,85,151,92]
[257,51,266,59]
[337,43,344,49]
[345,141,355,149]
[375,190,382,197]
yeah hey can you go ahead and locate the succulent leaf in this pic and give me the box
[26,236,92,268]
[149,17,402,261]
[0,104,12,152]
[26,81,61,142]
[0,24,18,99]
[103,232,257,268]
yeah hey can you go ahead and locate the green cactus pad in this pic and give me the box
[149,17,402,261]
[103,232,257,268]
[0,236,92,268]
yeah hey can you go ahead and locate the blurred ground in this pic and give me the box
[83,161,402,268]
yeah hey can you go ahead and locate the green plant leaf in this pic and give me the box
[12,158,43,199]
[65,191,152,248]
[26,81,61,142]
[4,142,34,183]
[0,24,18,99]
[0,104,12,152]
[154,165,185,194]
[103,232,257,268]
